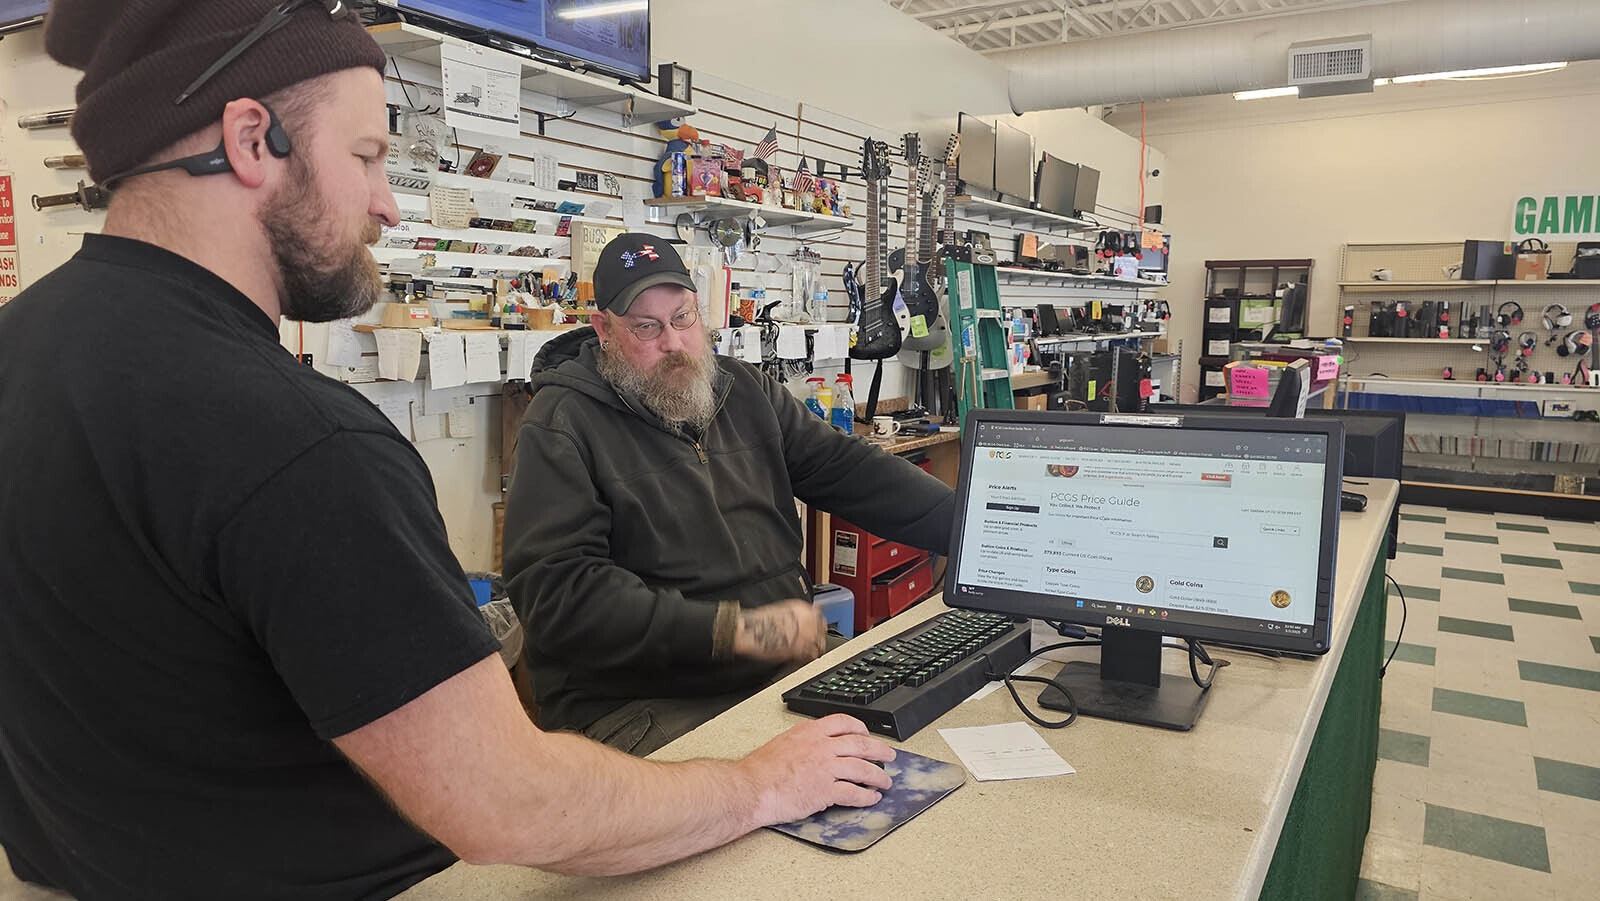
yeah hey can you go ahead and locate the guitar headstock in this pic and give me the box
[903,132,922,168]
[859,138,892,183]
[944,133,961,167]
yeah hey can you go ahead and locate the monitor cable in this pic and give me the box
[1381,574,1407,678]
[982,640,1100,731]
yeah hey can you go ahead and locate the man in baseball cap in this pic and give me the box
[503,232,956,757]
[0,5,891,898]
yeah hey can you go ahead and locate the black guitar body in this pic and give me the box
[852,277,902,360]
[898,259,944,352]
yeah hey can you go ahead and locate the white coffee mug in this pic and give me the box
[872,416,902,437]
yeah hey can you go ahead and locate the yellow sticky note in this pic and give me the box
[910,315,930,338]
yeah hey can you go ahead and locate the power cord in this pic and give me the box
[984,641,1100,730]
[1381,574,1407,678]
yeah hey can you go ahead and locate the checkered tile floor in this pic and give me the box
[1359,506,1600,901]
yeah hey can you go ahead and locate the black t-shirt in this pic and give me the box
[0,236,501,900]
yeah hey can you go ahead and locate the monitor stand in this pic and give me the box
[1037,626,1209,731]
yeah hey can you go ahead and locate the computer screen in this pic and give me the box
[957,114,996,192]
[1033,152,1080,217]
[384,0,651,80]
[1072,164,1101,217]
[946,410,1343,729]
[0,0,47,31]
[994,121,1034,204]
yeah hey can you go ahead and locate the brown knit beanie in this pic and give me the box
[45,0,387,184]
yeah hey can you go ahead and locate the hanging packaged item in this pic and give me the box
[1572,242,1600,280]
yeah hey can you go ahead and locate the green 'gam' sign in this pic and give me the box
[1513,194,1600,239]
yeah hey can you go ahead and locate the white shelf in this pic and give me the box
[371,246,569,272]
[993,266,1158,290]
[1495,279,1600,288]
[1338,280,1495,288]
[1344,337,1482,344]
[953,195,1095,232]
[643,195,852,234]
[368,22,695,123]
[1035,329,1166,345]
[1344,377,1600,396]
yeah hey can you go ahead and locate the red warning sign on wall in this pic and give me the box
[0,175,15,248]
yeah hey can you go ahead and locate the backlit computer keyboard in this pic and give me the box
[781,609,1031,740]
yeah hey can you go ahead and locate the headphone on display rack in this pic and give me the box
[1586,303,1600,330]
[1543,303,1572,331]
[1518,331,1539,357]
[1558,330,1594,359]
[1490,330,1512,355]
[1495,300,1524,328]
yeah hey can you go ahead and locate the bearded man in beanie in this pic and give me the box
[0,3,893,899]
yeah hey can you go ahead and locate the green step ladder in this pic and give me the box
[947,258,1014,428]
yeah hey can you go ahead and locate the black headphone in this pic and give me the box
[1518,331,1539,357]
[1559,330,1594,359]
[103,103,292,190]
[1490,329,1512,355]
[1517,237,1550,255]
[1543,303,1572,330]
[1495,301,1524,328]
[1587,304,1600,330]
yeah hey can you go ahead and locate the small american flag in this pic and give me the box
[791,159,815,193]
[754,126,778,162]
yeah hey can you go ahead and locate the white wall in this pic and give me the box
[651,0,1014,130]
[1106,60,1600,397]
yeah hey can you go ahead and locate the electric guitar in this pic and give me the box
[897,139,947,353]
[850,138,901,361]
[936,133,962,270]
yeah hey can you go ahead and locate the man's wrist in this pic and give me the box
[711,601,740,662]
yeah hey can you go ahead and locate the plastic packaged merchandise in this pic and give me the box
[465,571,523,668]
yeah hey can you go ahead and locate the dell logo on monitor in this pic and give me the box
[1106,615,1131,627]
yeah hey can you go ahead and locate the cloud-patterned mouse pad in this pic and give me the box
[766,751,967,853]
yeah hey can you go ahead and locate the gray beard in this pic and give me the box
[597,337,720,433]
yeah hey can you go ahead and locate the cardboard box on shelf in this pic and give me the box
[380,303,434,328]
[1513,252,1548,281]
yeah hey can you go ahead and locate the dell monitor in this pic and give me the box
[994,121,1034,205]
[1072,164,1101,218]
[381,0,651,81]
[1034,152,1080,217]
[957,114,996,193]
[946,409,1343,730]
[0,0,47,34]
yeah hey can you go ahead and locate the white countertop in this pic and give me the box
[402,479,1398,900]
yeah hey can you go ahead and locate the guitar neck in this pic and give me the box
[865,176,881,296]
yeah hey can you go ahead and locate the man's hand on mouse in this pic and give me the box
[734,599,828,664]
[737,713,896,826]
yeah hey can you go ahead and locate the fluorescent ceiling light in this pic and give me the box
[1380,62,1567,84]
[556,0,647,19]
[1234,62,1566,99]
[1233,86,1300,101]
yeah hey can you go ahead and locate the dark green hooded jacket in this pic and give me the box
[504,328,954,732]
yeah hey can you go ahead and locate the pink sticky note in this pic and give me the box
[1314,356,1340,380]
[1230,366,1270,398]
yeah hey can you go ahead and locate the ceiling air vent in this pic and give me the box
[1287,35,1374,98]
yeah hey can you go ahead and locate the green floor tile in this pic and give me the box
[1497,522,1551,534]
[1534,757,1600,802]
[1377,728,1431,766]
[1500,553,1563,570]
[1444,531,1499,544]
[1388,583,1441,602]
[1432,687,1527,726]
[1384,640,1437,665]
[1554,542,1600,555]
[1518,660,1600,693]
[1438,616,1515,642]
[1441,567,1505,585]
[1355,878,1419,901]
[1401,513,1447,524]
[1571,581,1600,597]
[1508,598,1582,620]
[1422,804,1549,872]
[1398,543,1444,557]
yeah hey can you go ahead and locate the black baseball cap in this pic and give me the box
[593,234,698,315]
